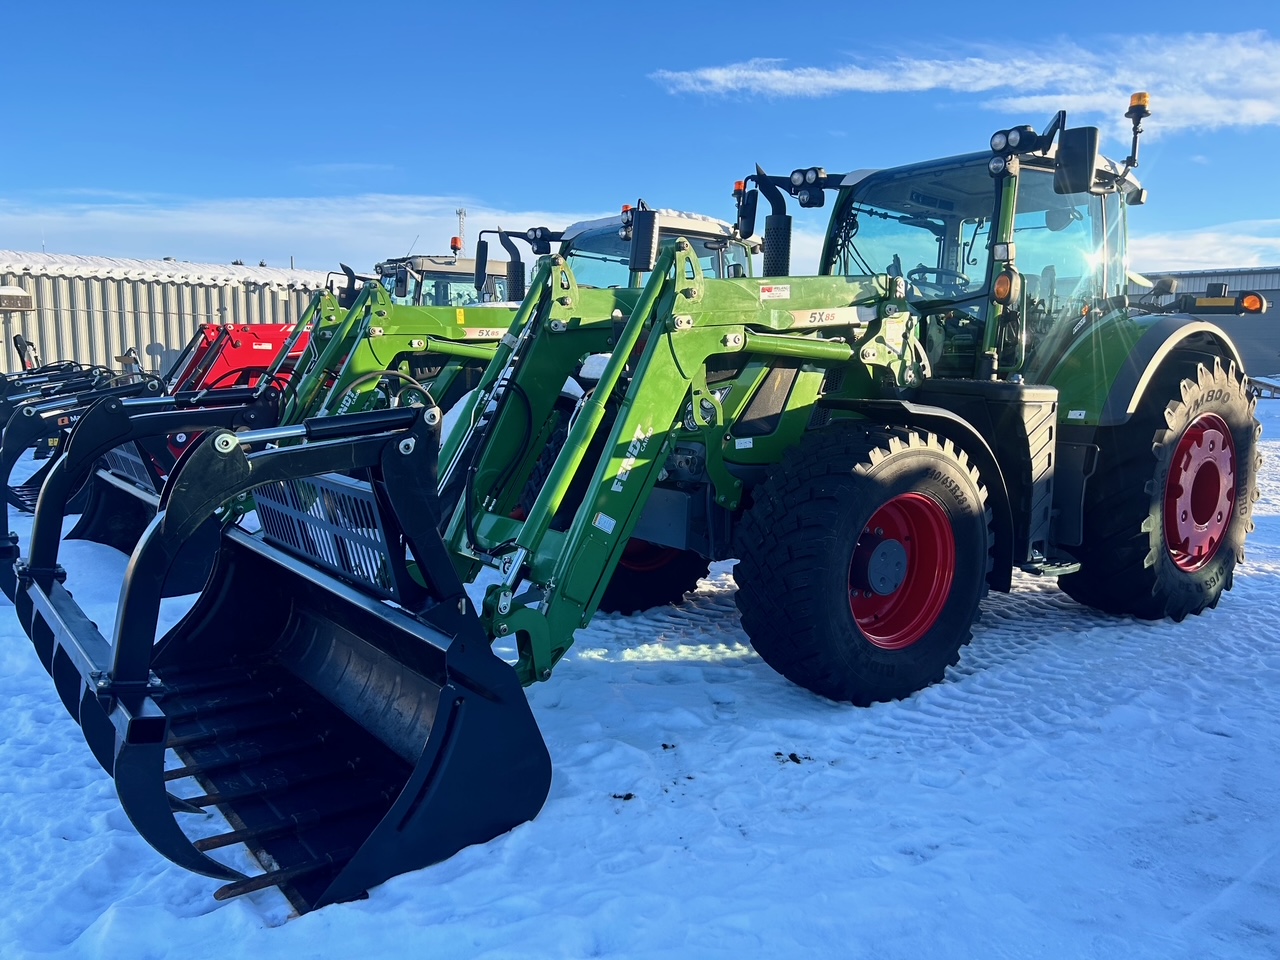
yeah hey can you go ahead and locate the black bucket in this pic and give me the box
[17,406,552,912]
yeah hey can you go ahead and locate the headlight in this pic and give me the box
[526,228,538,241]
[790,169,806,187]
[990,130,1008,152]
[1006,127,1023,149]
[805,167,821,184]
[988,156,1007,175]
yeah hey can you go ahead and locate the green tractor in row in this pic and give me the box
[12,95,1266,912]
[4,210,753,599]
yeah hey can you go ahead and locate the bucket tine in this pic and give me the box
[111,735,248,882]
[16,405,552,912]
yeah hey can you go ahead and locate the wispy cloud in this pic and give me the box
[652,32,1280,134]
[0,194,607,273]
[1129,219,1280,272]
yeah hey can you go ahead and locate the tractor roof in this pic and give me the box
[562,209,735,243]
[375,255,508,278]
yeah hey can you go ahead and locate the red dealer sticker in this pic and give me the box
[759,285,791,301]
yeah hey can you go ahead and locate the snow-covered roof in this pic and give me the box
[0,250,330,289]
[561,209,734,243]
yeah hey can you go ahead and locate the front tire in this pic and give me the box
[735,424,991,705]
[1058,357,1260,620]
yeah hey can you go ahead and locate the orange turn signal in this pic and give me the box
[1241,292,1265,313]
[993,268,1022,305]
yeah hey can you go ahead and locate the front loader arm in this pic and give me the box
[445,244,906,685]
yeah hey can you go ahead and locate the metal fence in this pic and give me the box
[0,251,330,376]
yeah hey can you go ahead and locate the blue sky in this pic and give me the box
[1,0,1277,273]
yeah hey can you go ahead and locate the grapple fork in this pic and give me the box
[16,406,551,913]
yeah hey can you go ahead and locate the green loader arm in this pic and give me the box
[442,242,912,683]
[279,281,517,424]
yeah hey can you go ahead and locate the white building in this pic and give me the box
[0,251,330,375]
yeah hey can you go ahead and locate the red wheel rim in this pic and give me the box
[1163,412,1236,572]
[848,492,955,650]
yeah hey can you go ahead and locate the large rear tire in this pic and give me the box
[1058,358,1260,620]
[735,424,991,705]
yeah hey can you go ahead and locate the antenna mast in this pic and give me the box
[455,208,467,256]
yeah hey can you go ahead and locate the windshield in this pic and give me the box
[564,225,751,287]
[1013,167,1124,341]
[381,271,509,307]
[822,155,997,306]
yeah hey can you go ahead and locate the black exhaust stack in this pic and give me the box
[755,165,792,277]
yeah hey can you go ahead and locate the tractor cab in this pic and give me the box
[375,249,511,307]
[743,95,1195,380]
[474,203,754,302]
[559,206,753,286]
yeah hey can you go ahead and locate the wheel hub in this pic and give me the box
[851,535,909,596]
[1163,412,1236,572]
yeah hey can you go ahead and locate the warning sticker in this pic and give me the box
[593,512,617,535]
[1067,409,1087,420]
[759,284,791,301]
[456,308,466,325]
[251,342,273,350]
[734,436,754,449]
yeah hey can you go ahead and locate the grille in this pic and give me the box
[103,443,159,492]
[254,473,400,600]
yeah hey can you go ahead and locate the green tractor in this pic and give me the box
[11,95,1266,912]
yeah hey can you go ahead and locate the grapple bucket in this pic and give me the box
[2,377,165,512]
[15,406,550,913]
[0,385,281,603]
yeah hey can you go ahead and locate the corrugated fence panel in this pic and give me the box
[0,253,329,376]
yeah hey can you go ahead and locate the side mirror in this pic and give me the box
[1054,126,1100,195]
[474,239,489,293]
[628,208,661,273]
[737,189,759,239]
[393,268,409,300]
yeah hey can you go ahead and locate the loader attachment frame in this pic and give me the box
[1,385,282,602]
[16,405,550,912]
[2,377,166,511]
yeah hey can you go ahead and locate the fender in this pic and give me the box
[820,397,1016,592]
[1098,316,1243,426]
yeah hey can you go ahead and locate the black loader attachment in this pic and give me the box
[1,375,163,512]
[14,405,550,913]
[0,384,284,603]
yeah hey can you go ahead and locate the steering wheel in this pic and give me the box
[907,266,970,288]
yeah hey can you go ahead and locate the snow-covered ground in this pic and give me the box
[3,406,1280,960]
